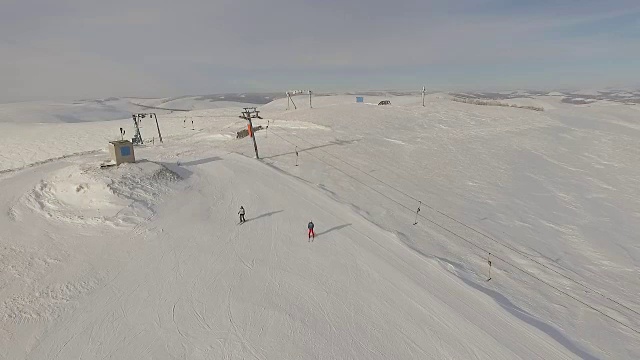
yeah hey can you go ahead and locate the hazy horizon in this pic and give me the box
[3,0,640,102]
[3,87,640,105]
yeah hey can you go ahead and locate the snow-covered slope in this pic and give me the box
[1,94,639,359]
[130,97,261,111]
[130,94,277,111]
[0,98,140,124]
[0,106,244,172]
[0,96,267,125]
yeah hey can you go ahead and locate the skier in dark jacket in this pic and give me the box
[308,220,315,240]
[238,206,246,223]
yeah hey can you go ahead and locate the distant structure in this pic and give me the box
[286,90,313,110]
[356,97,364,103]
[131,113,163,144]
[378,100,391,106]
[422,86,426,107]
[131,115,143,144]
[109,140,135,165]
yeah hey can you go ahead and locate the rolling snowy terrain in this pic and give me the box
[0,94,639,359]
[0,95,266,124]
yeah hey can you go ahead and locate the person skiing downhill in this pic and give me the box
[238,206,246,223]
[308,220,315,241]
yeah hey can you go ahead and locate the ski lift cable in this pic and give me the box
[266,128,640,335]
[275,129,640,319]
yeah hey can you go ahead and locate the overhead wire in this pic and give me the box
[282,130,640,320]
[265,127,640,335]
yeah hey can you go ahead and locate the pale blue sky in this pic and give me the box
[2,0,639,101]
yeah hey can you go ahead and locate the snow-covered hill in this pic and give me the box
[129,97,261,112]
[0,98,140,124]
[1,94,639,359]
[0,95,271,124]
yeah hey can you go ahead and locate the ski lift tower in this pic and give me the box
[240,107,262,159]
[286,90,313,110]
[422,86,426,107]
[131,114,143,144]
[131,113,164,144]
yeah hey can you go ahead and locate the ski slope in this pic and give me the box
[1,94,639,358]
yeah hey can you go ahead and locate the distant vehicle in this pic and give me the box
[378,100,391,105]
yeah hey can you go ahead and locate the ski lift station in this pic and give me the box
[109,140,135,165]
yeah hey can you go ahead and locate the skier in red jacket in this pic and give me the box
[308,221,315,241]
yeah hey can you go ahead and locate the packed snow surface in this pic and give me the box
[0,94,639,359]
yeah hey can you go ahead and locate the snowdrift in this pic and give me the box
[14,162,180,227]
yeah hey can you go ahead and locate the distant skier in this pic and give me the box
[238,206,246,224]
[308,220,315,241]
